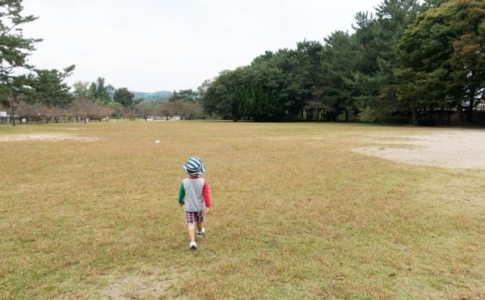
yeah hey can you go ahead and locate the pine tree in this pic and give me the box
[0,0,41,79]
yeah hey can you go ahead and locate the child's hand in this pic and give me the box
[205,207,211,215]
[180,202,184,207]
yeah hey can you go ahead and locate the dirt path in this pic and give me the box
[354,129,485,169]
[0,133,100,142]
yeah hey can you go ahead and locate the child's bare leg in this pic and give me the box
[196,222,203,232]
[188,223,196,241]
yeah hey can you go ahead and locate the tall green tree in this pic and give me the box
[229,41,324,121]
[89,77,114,104]
[320,31,360,121]
[348,0,422,122]
[287,40,325,119]
[0,0,41,125]
[395,0,485,124]
[0,0,42,79]
[203,69,242,119]
[28,65,75,107]
[169,89,199,102]
[72,81,92,100]
[448,0,485,122]
[113,87,134,107]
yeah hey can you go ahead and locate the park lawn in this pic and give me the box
[1,121,484,299]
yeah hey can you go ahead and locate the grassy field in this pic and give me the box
[1,121,484,299]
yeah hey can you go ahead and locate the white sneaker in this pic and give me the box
[189,241,197,250]
[197,227,205,238]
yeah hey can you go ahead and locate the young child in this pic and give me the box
[178,157,211,250]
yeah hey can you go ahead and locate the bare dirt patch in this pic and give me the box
[0,133,101,142]
[354,129,485,169]
[103,274,176,300]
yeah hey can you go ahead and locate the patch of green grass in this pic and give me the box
[1,121,484,299]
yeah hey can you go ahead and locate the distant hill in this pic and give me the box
[132,91,172,101]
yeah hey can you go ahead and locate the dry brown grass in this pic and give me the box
[1,121,484,299]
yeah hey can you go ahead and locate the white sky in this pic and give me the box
[21,0,382,93]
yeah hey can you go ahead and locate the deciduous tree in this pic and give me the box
[395,0,485,124]
[135,101,157,120]
[72,81,92,100]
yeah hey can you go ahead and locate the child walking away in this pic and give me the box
[179,157,211,250]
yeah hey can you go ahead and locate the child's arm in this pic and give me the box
[178,182,185,206]
[202,181,211,214]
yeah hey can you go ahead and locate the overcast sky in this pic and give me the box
[21,0,382,93]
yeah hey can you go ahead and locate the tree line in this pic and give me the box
[0,69,204,124]
[201,0,485,125]
[0,75,204,124]
[1,0,484,126]
[0,0,203,125]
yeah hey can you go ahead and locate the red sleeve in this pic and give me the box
[202,181,211,208]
